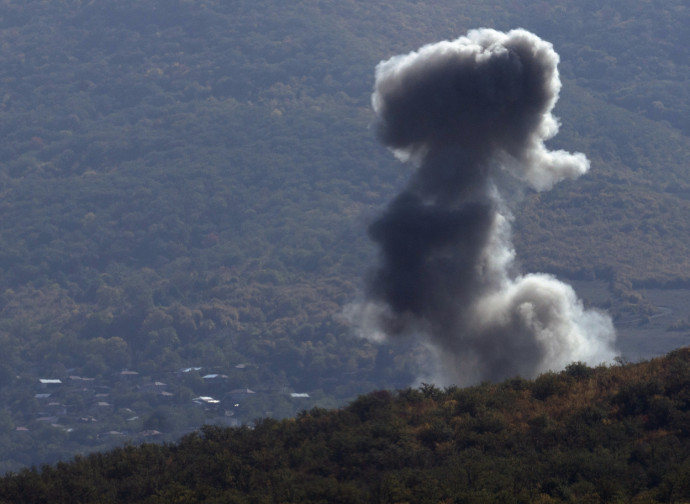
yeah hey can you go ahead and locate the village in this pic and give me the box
[9,364,312,448]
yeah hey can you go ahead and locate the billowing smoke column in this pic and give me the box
[349,28,617,386]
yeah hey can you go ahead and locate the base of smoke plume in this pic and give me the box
[346,272,617,387]
[345,205,618,386]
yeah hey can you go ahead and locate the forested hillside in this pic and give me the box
[2,349,690,503]
[0,0,688,470]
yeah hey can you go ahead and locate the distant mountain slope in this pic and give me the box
[516,85,690,285]
[1,0,687,284]
[1,348,690,503]
[0,0,687,471]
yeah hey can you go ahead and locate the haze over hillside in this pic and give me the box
[0,0,688,471]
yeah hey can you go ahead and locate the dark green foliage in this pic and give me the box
[1,350,690,503]
[614,379,664,416]
[565,361,594,381]
[532,372,568,401]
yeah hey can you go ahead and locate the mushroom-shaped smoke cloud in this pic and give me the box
[347,28,617,386]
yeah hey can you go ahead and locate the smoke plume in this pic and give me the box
[348,28,617,386]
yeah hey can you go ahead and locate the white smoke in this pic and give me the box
[347,28,618,386]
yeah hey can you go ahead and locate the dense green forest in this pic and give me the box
[0,0,688,470]
[2,349,690,503]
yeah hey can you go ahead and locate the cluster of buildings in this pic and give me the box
[17,366,310,441]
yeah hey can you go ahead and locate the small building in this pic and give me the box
[36,416,59,423]
[69,376,96,389]
[192,396,220,405]
[38,378,62,387]
[138,430,162,438]
[179,367,203,374]
[228,388,256,400]
[193,396,221,411]
[46,402,67,416]
[69,376,96,383]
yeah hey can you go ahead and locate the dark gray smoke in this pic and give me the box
[347,29,617,386]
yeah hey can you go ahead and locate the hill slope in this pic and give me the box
[0,0,688,470]
[1,348,690,503]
